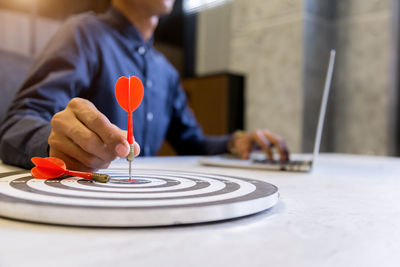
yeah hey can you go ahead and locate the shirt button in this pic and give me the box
[147,112,153,121]
[138,46,146,55]
[146,80,153,88]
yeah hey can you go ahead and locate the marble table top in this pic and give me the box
[0,153,399,267]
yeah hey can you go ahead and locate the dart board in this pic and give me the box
[0,166,279,227]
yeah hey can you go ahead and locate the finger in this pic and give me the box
[67,98,130,157]
[235,138,251,159]
[48,132,112,170]
[239,150,250,160]
[278,139,290,161]
[263,130,290,161]
[277,138,289,161]
[51,110,116,162]
[252,130,274,161]
[133,141,141,157]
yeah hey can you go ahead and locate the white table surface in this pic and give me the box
[0,153,399,267]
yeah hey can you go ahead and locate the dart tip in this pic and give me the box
[129,161,132,180]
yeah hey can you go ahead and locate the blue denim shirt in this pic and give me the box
[0,7,229,168]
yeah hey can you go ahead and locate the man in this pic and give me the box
[0,0,289,171]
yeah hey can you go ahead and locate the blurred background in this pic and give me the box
[0,0,399,157]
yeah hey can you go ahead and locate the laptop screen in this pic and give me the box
[311,49,336,164]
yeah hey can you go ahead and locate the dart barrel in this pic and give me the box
[91,173,110,183]
[127,144,134,162]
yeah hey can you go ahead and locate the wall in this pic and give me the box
[334,0,392,155]
[304,0,394,155]
[197,0,397,156]
[197,0,304,152]
[195,3,232,75]
[230,0,303,153]
[0,8,61,57]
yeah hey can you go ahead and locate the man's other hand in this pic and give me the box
[228,130,289,162]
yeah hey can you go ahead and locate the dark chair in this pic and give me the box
[0,49,32,124]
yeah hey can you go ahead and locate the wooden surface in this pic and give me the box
[182,75,229,135]
[1,154,400,267]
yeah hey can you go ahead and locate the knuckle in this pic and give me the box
[68,97,95,111]
[90,111,106,125]
[51,111,64,128]
[68,97,83,108]
[276,136,287,147]
[47,131,55,142]
[67,98,80,109]
[48,133,61,149]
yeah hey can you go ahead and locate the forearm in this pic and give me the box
[195,134,231,155]
[0,115,51,169]
[169,131,230,156]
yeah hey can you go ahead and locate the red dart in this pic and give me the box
[31,157,110,183]
[115,76,144,180]
[115,76,144,144]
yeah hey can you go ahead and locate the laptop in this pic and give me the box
[198,49,336,172]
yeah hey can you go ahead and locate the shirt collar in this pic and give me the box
[101,6,154,48]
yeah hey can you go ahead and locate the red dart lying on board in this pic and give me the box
[31,157,111,183]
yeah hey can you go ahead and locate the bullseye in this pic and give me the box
[108,179,150,184]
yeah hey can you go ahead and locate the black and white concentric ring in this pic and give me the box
[0,169,279,227]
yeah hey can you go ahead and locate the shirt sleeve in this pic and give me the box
[0,16,98,169]
[166,77,230,155]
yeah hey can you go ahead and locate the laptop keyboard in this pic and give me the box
[252,159,306,165]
